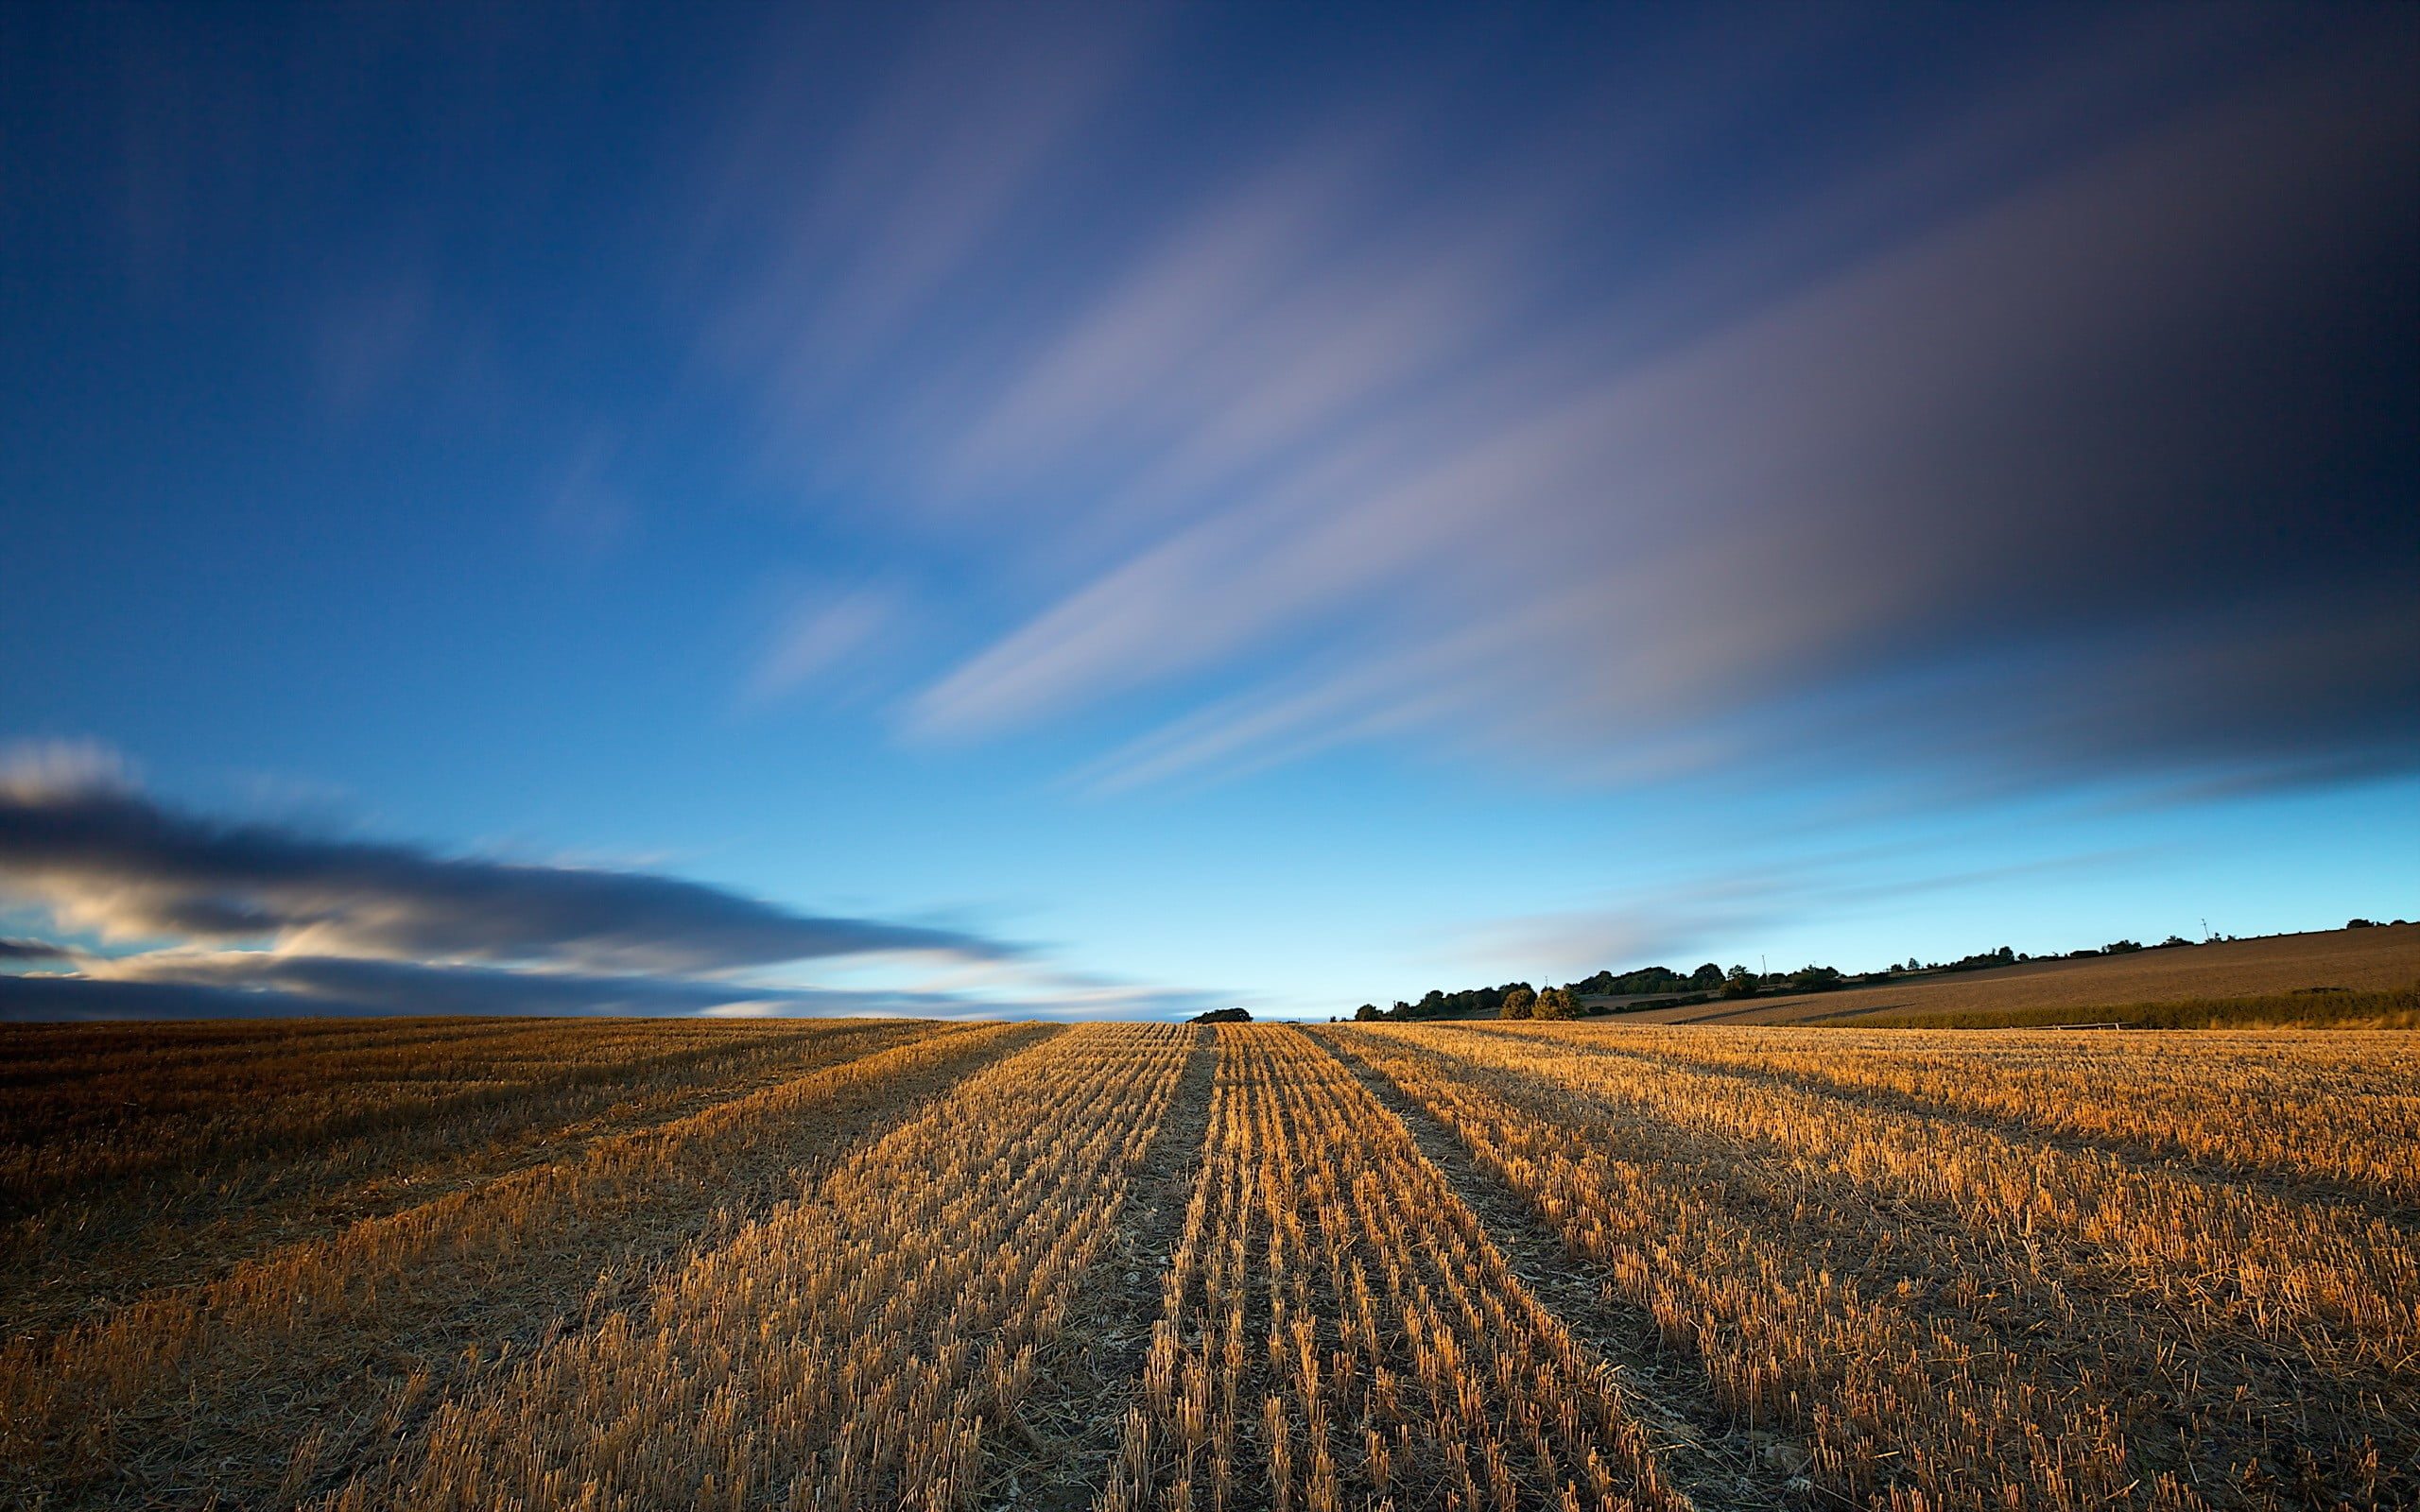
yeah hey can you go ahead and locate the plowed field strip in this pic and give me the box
[989,1030,1219,1511]
[328,1023,1195,1512]
[2,1020,942,1339]
[0,1020,1049,1511]
[1096,1023,1680,1512]
[1346,1025,2411,1511]
[1532,1024,2420,1215]
[1307,1028,1806,1512]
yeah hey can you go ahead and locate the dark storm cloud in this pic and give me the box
[0,937,68,961]
[0,965,890,1022]
[25,951,974,1020]
[0,767,1015,971]
[0,950,1219,1022]
[0,974,294,1022]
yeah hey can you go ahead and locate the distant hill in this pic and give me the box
[1612,923,2420,1025]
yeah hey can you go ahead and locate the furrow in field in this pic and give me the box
[1345,1024,2412,1511]
[1551,1023,2420,1214]
[324,1022,1194,1512]
[0,1020,1047,1511]
[986,1030,1219,1510]
[1096,1023,1681,1512]
[1,1020,943,1340]
[1309,1028,1809,1512]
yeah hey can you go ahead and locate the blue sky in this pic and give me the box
[2,2,2414,1021]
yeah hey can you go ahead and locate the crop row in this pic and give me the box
[326,1022,1200,1512]
[1101,1023,1674,1512]
[0,1020,1046,1509]
[1553,1022,2420,1208]
[2,1018,945,1339]
[1340,1023,2412,1510]
[8,1017,2409,1511]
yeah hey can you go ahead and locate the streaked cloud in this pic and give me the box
[745,588,898,706]
[899,36,2414,797]
[6,4,2410,1017]
[0,748,1231,1021]
[1461,848,2155,985]
[678,8,2411,802]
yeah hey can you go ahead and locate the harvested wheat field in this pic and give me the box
[2,1016,2413,1510]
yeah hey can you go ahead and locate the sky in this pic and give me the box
[1,1,2414,1022]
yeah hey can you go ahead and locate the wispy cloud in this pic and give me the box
[744,588,898,706]
[686,9,2413,801]
[1461,846,2162,985]
[919,41,2415,795]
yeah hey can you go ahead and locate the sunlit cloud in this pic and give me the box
[0,763,1011,971]
[0,750,1232,1021]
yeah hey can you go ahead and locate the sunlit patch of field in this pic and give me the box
[2,1017,2411,1509]
[1099,1024,1674,1512]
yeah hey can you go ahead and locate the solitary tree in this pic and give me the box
[1533,986,1581,1019]
[1720,966,1758,1000]
[1354,1003,1383,1022]
[1499,985,1537,1019]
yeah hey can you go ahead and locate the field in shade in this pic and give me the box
[2,1018,2413,1510]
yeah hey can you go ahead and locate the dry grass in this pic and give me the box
[1342,1022,2415,1510]
[0,1017,880,1213]
[324,1022,1197,1511]
[1,1016,945,1340]
[6,1014,2409,1509]
[1557,1023,2420,1209]
[1098,1023,1676,1512]
[0,1019,1045,1509]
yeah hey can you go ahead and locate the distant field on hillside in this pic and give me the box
[1622,921,2420,1024]
[1842,983,2419,1030]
